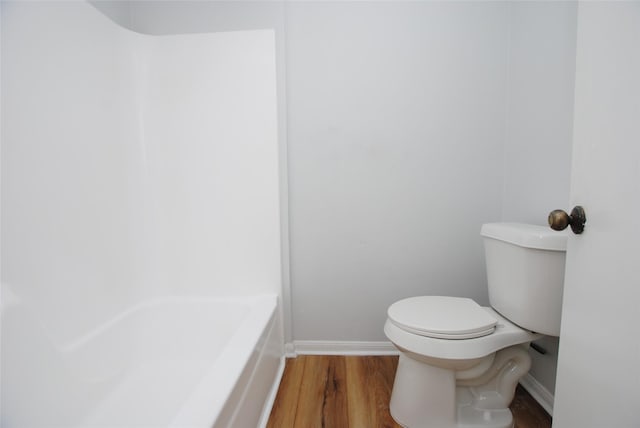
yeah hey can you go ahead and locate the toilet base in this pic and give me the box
[390,382,514,428]
[390,345,531,428]
[456,386,513,428]
[390,353,457,427]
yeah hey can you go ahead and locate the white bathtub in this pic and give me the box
[2,294,284,428]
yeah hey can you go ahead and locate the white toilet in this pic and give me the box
[384,223,567,428]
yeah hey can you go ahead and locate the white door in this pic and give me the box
[553,3,640,427]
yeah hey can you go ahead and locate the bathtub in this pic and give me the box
[2,293,284,428]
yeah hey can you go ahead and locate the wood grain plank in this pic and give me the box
[266,357,306,428]
[293,355,329,428]
[367,355,401,428]
[321,356,349,427]
[344,355,373,428]
[344,355,402,428]
[512,385,553,428]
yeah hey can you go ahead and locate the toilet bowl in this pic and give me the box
[384,223,567,428]
[385,297,540,428]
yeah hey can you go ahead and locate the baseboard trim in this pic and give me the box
[291,340,400,356]
[284,342,296,358]
[519,373,554,416]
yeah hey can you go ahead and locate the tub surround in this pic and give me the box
[1,2,282,426]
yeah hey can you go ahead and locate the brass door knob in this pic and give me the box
[548,206,586,234]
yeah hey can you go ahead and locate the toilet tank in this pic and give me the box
[481,223,568,336]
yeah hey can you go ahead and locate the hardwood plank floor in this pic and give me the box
[267,355,551,428]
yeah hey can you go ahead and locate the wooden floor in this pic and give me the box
[267,355,552,428]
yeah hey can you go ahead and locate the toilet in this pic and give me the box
[384,223,567,428]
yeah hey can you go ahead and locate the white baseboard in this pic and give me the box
[290,340,399,356]
[284,342,296,358]
[257,355,286,428]
[519,373,554,416]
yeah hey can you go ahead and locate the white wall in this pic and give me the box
[285,1,507,341]
[90,0,133,29]
[502,2,577,224]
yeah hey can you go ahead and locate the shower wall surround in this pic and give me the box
[2,2,280,425]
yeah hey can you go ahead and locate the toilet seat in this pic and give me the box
[387,296,497,339]
[385,305,541,360]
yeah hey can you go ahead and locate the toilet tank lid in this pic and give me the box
[481,223,568,251]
